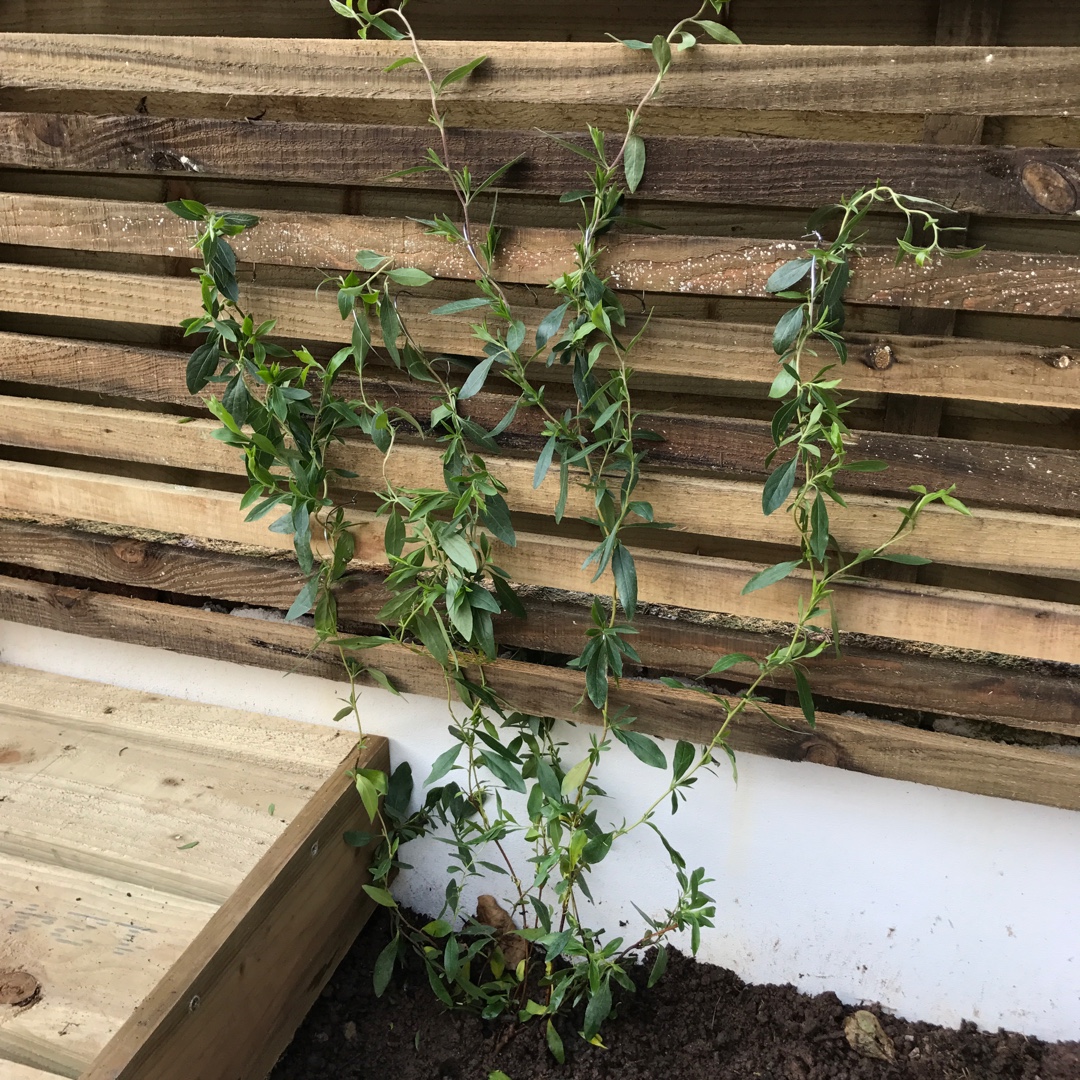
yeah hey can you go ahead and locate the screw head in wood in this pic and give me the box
[188,994,201,1013]
[310,840,320,858]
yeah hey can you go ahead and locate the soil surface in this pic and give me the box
[270,910,1079,1080]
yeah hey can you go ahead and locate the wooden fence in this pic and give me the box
[0,0,1076,810]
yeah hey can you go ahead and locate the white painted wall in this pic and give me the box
[4,619,1078,1041]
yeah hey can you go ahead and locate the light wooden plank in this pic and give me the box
[0,460,1076,662]
[3,574,1078,812]
[0,38,1076,114]
[5,193,1080,318]
[3,396,1076,582]
[1,113,1078,216]
[2,333,1075,512]
[0,267,1075,413]
[0,854,218,1077]
[83,741,389,1080]
[3,519,1073,734]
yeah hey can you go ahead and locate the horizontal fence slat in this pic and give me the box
[5,193,1080,319]
[3,519,1073,734]
[1,113,1078,217]
[1,332,1076,514]
[0,38,1077,114]
[0,460,1076,662]
[3,396,1077,582]
[0,266,1075,415]
[1,572,1077,811]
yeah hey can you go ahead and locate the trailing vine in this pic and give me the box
[167,0,974,1054]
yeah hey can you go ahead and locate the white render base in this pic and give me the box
[3,619,1077,1042]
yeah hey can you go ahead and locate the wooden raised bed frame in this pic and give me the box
[0,666,387,1080]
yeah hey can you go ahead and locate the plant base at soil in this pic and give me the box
[269,910,1079,1080]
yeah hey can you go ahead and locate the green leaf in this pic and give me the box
[533,435,557,488]
[611,543,637,618]
[481,493,516,547]
[384,55,418,72]
[439,55,487,91]
[772,305,805,356]
[286,578,319,621]
[765,258,813,294]
[546,1020,565,1064]
[793,667,816,728]
[648,944,669,987]
[343,830,375,847]
[583,978,612,1040]
[624,134,646,194]
[387,267,434,287]
[650,34,672,75]
[561,755,591,796]
[439,529,478,574]
[809,495,830,562]
[186,341,220,394]
[615,728,667,769]
[425,743,462,786]
[742,559,802,595]
[479,751,527,794]
[177,840,199,850]
[384,512,405,558]
[876,552,933,566]
[762,456,798,515]
[536,302,570,349]
[845,459,889,472]
[166,199,205,221]
[608,36,652,49]
[673,741,695,781]
[695,19,742,44]
[430,296,492,315]
[708,652,755,674]
[363,884,397,908]
[373,935,398,997]
[459,356,494,400]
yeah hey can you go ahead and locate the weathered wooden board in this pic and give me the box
[5,193,1080,317]
[2,113,1079,216]
[0,267,1075,416]
[2,396,1076,582]
[2,576,1078,812]
[0,38,1077,115]
[2,333,1075,513]
[1,460,1076,662]
[0,664,385,1079]
[2,519,1074,735]
[83,748,389,1080]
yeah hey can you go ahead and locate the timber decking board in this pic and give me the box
[1,519,1074,735]
[4,193,1080,317]
[2,396,1077,583]
[1,460,1077,663]
[2,577,1078,813]
[0,665,379,1078]
[0,38,1078,115]
[2,113,1078,217]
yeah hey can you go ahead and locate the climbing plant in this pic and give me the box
[168,0,974,1055]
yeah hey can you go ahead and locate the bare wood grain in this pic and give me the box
[2,113,1078,216]
[0,38,1077,115]
[5,193,1080,317]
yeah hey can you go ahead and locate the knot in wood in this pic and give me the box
[861,344,894,371]
[1021,161,1078,214]
[0,969,40,1007]
[800,738,840,767]
[111,540,150,566]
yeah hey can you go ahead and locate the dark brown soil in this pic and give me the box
[270,911,1079,1080]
